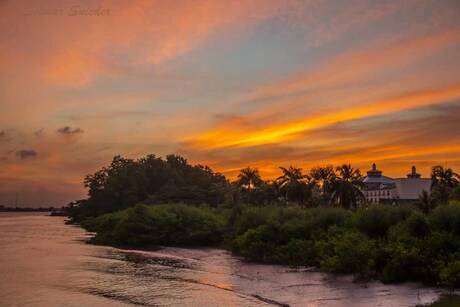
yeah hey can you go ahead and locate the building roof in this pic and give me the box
[366,163,383,177]
[366,182,396,190]
[362,163,395,186]
[406,165,421,178]
[363,175,395,184]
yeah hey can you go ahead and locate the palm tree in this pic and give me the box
[236,166,262,192]
[415,190,436,214]
[430,166,459,204]
[236,166,263,205]
[431,165,460,190]
[331,164,365,209]
[277,166,315,206]
[310,165,336,206]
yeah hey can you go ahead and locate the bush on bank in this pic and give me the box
[82,204,226,247]
[82,202,460,289]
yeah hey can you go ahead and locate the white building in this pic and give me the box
[362,164,431,204]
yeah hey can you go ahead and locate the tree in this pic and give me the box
[451,186,460,201]
[430,166,460,204]
[76,154,230,219]
[236,167,262,192]
[310,165,336,206]
[331,164,365,210]
[277,165,315,205]
[431,165,460,190]
[236,166,263,205]
[415,190,436,214]
[431,184,452,205]
[210,182,231,207]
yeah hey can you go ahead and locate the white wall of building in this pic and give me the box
[395,178,431,199]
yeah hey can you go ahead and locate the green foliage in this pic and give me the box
[422,294,460,307]
[231,225,279,262]
[70,154,228,221]
[275,239,318,267]
[317,229,376,275]
[381,241,425,282]
[352,205,393,237]
[228,204,460,288]
[86,204,226,247]
[429,203,460,235]
[439,260,460,289]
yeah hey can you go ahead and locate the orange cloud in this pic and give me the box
[192,84,460,149]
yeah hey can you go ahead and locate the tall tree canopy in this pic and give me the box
[331,164,365,209]
[77,154,228,218]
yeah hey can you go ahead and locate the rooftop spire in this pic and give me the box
[367,163,382,177]
[407,165,421,178]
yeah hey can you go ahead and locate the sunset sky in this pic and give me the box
[1,0,460,207]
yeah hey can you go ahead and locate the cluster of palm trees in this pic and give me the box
[416,165,460,213]
[233,164,459,211]
[234,163,365,209]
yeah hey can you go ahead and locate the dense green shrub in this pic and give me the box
[405,212,430,238]
[308,207,351,233]
[275,239,318,266]
[317,229,376,274]
[351,205,413,238]
[232,206,284,236]
[381,242,425,282]
[86,204,226,247]
[429,203,460,235]
[231,224,280,262]
[439,260,460,289]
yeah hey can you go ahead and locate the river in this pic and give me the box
[0,212,447,306]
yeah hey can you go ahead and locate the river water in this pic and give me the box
[0,212,448,306]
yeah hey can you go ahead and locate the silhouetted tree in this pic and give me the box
[431,165,460,189]
[310,165,336,206]
[236,167,262,192]
[430,166,459,205]
[277,166,315,206]
[74,154,228,220]
[331,164,365,209]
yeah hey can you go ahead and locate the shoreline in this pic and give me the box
[97,243,456,307]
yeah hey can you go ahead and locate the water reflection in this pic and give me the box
[0,213,447,306]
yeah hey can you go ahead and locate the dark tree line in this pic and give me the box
[70,153,460,222]
[71,154,227,220]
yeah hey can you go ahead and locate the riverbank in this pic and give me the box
[95,245,450,306]
[422,294,460,306]
[76,203,460,290]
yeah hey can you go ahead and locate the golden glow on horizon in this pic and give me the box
[193,85,460,149]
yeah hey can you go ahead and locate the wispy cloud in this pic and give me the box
[15,149,37,160]
[57,126,84,135]
[34,128,45,139]
[0,129,14,142]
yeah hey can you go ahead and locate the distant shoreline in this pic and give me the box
[0,207,56,212]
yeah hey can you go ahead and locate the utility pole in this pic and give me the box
[15,192,18,208]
